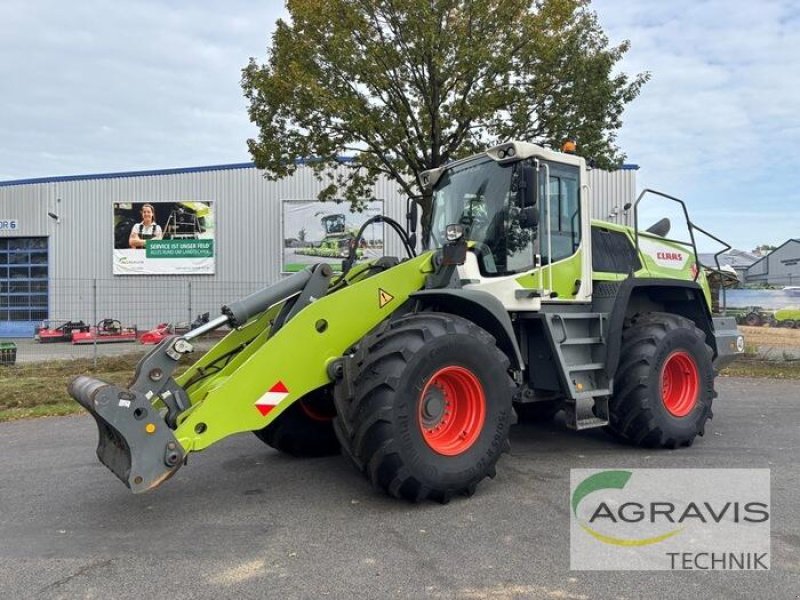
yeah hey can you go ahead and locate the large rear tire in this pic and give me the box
[333,312,515,502]
[744,312,761,326]
[607,312,715,448]
[253,389,340,457]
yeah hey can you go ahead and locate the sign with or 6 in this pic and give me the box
[0,220,18,231]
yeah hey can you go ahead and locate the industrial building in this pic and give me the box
[0,161,637,337]
[744,239,800,287]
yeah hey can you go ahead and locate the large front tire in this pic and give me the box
[607,312,715,448]
[333,312,515,503]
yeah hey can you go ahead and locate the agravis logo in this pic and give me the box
[570,469,771,570]
[572,470,682,546]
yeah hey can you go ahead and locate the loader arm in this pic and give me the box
[175,254,432,452]
[70,253,433,492]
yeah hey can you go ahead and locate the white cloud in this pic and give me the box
[594,0,800,249]
[1,0,797,251]
[0,0,283,178]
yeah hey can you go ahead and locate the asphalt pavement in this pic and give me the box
[0,377,798,599]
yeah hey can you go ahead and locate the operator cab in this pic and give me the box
[322,214,347,235]
[422,141,591,306]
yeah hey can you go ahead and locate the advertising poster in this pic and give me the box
[282,200,384,273]
[113,201,215,275]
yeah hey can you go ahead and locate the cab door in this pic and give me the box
[516,161,587,301]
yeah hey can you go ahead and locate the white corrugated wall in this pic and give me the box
[586,167,638,227]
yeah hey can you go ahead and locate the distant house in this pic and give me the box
[698,248,759,283]
[744,239,800,287]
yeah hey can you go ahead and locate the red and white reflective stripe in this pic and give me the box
[255,381,290,416]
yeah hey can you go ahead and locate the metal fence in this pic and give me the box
[741,274,800,288]
[3,278,276,364]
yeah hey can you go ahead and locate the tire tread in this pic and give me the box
[607,311,715,448]
[334,312,513,502]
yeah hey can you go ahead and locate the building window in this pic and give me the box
[0,237,48,324]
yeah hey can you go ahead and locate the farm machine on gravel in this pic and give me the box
[296,213,363,259]
[69,141,744,502]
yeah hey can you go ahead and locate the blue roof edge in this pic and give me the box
[0,162,257,187]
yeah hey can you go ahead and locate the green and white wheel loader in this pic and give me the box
[69,141,745,502]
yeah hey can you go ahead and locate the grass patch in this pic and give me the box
[0,352,204,423]
[721,358,800,380]
[0,354,146,423]
[0,352,207,423]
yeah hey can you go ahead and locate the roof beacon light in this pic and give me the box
[562,139,577,154]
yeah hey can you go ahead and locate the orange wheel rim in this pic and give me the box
[418,366,486,456]
[661,351,699,417]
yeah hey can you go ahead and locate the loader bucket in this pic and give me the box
[69,375,184,493]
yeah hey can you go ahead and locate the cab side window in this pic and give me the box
[541,167,581,263]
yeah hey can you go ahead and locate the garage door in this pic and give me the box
[0,237,48,337]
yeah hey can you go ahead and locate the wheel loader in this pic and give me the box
[69,141,745,502]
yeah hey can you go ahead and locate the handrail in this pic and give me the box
[542,163,553,293]
[691,223,733,315]
[633,188,700,282]
[633,188,733,314]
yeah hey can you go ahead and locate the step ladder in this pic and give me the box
[544,312,611,430]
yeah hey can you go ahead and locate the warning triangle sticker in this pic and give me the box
[269,381,289,394]
[378,288,394,309]
[255,380,290,416]
[255,403,275,417]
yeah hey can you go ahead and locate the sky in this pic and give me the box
[1,0,798,251]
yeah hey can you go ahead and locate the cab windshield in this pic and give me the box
[428,158,535,276]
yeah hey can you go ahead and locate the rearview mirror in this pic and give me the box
[407,198,419,233]
[517,165,537,208]
[519,206,539,229]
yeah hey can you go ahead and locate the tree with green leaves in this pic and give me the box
[752,244,777,255]
[242,0,648,234]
